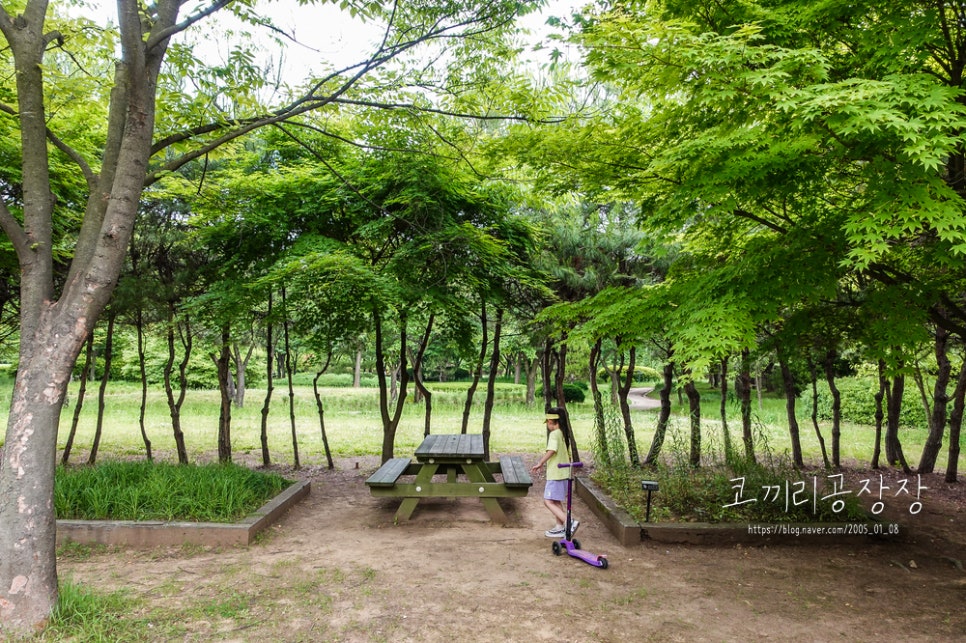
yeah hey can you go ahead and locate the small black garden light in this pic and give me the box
[640,480,659,522]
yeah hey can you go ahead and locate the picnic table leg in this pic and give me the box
[462,463,508,523]
[395,463,439,521]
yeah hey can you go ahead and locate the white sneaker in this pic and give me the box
[569,519,580,536]
[545,525,565,538]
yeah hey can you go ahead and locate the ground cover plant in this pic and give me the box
[54,461,292,523]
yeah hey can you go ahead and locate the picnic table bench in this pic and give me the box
[365,434,532,523]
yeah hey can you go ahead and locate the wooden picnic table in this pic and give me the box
[365,433,532,523]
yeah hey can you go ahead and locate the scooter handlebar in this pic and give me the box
[557,462,584,468]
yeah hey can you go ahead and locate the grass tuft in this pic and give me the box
[54,461,292,522]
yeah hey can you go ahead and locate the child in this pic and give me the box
[530,406,579,538]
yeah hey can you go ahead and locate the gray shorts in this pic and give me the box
[543,479,568,502]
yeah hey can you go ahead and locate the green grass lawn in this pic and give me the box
[0,378,959,474]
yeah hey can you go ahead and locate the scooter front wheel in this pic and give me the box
[552,542,563,556]
[571,538,581,550]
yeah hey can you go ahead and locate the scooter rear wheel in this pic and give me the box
[598,557,609,569]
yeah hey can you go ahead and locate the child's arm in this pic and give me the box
[530,449,555,473]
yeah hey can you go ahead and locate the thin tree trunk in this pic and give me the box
[135,308,152,461]
[282,286,299,469]
[462,301,487,433]
[684,373,701,467]
[259,290,274,467]
[872,360,885,469]
[61,332,94,465]
[163,308,191,464]
[719,357,732,461]
[412,313,435,438]
[312,353,334,470]
[618,346,640,467]
[919,326,950,473]
[215,326,233,464]
[885,369,911,473]
[778,352,804,468]
[354,346,363,387]
[946,354,965,483]
[807,357,831,470]
[88,311,116,465]
[823,349,842,468]
[738,349,756,463]
[589,338,607,464]
[482,308,502,459]
[375,309,409,462]
[644,357,674,466]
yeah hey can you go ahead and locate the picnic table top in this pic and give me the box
[414,434,484,461]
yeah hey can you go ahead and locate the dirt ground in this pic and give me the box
[58,450,966,643]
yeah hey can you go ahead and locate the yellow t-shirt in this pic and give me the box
[546,429,570,481]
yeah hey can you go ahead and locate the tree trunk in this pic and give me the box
[282,287,299,469]
[525,350,539,406]
[462,301,487,434]
[375,309,409,462]
[231,340,254,408]
[163,310,190,465]
[823,349,842,468]
[884,371,911,472]
[919,326,950,473]
[259,291,274,467]
[778,352,804,468]
[738,349,756,463]
[807,357,831,470]
[412,314,435,438]
[542,337,555,410]
[872,360,885,469]
[589,338,607,465]
[617,346,640,467]
[354,346,363,387]
[312,354,335,470]
[946,355,965,483]
[644,357,674,466]
[215,326,233,464]
[482,308,502,459]
[61,333,94,466]
[88,310,117,465]
[719,357,732,461]
[684,375,701,467]
[135,308,152,461]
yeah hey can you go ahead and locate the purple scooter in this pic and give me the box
[551,462,609,569]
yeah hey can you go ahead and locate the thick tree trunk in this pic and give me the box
[919,326,950,473]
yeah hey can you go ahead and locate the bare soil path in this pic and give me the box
[59,452,966,643]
